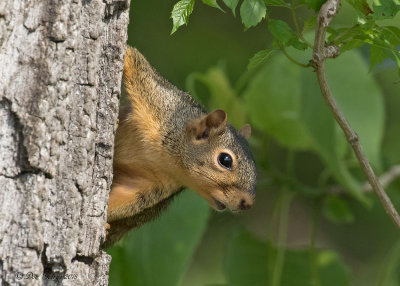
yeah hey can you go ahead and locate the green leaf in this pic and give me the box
[299,50,384,199]
[245,42,384,199]
[247,49,275,70]
[345,0,373,16]
[244,54,312,150]
[393,52,400,71]
[240,0,267,29]
[202,0,224,11]
[330,22,374,47]
[316,251,351,286]
[222,0,239,16]
[265,0,289,7]
[281,249,350,286]
[372,0,400,20]
[302,16,317,33]
[225,231,350,286]
[328,21,400,58]
[299,0,325,11]
[376,242,400,286]
[279,249,312,285]
[225,231,269,286]
[327,51,385,172]
[170,0,195,34]
[375,26,400,68]
[108,191,210,286]
[300,68,364,200]
[327,27,340,43]
[377,69,400,166]
[268,19,294,44]
[323,195,355,223]
[370,45,389,71]
[381,25,400,47]
[340,39,365,53]
[244,35,379,200]
[288,38,309,50]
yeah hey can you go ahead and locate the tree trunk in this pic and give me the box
[0,0,130,284]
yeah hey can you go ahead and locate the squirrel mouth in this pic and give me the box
[213,198,226,211]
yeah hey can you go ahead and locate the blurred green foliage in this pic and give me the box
[108,0,400,285]
[225,230,350,286]
[108,191,210,285]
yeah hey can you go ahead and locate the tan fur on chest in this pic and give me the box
[108,163,179,222]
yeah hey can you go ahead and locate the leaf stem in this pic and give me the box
[290,5,313,48]
[310,199,321,286]
[286,150,296,177]
[377,241,400,286]
[291,6,301,34]
[271,189,294,286]
[279,45,311,68]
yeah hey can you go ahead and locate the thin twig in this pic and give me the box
[362,164,400,192]
[329,164,400,194]
[290,5,313,49]
[311,0,400,229]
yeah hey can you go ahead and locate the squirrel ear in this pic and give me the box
[205,109,227,129]
[239,124,251,140]
[188,109,227,140]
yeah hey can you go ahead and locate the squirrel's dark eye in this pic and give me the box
[218,153,233,170]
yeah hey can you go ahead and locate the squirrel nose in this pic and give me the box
[238,198,253,210]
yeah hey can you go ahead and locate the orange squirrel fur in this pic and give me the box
[103,47,256,247]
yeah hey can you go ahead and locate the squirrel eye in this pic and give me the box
[218,153,233,170]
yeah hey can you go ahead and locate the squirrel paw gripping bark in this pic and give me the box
[105,223,110,235]
[103,46,257,248]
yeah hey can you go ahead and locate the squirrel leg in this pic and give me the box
[103,191,181,248]
[107,173,171,223]
[107,182,139,222]
[104,173,182,248]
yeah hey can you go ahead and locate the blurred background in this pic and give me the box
[107,0,400,285]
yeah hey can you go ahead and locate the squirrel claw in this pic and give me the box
[105,223,110,236]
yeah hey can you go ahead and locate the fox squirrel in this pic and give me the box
[103,46,257,248]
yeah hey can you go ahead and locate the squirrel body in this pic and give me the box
[104,47,256,248]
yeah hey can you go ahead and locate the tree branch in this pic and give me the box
[362,164,400,192]
[329,164,400,194]
[311,0,400,229]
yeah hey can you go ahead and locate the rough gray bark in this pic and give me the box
[0,0,130,284]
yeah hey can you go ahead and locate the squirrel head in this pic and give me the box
[181,109,257,212]
[122,46,256,212]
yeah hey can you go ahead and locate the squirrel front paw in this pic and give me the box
[105,222,110,237]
